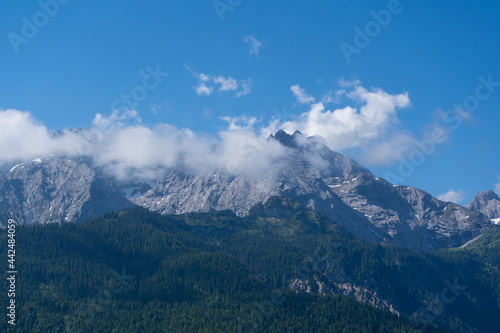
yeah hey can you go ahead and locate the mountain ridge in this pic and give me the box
[0,130,494,252]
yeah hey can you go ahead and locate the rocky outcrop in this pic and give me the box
[467,190,500,222]
[0,156,133,226]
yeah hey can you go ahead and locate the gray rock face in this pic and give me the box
[0,131,492,251]
[326,174,488,251]
[287,276,399,316]
[0,156,133,226]
[135,131,491,251]
[467,190,500,221]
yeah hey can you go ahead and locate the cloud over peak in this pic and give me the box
[0,81,415,181]
[278,82,411,155]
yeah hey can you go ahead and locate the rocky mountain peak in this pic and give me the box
[475,190,500,202]
[467,190,500,220]
[268,130,303,148]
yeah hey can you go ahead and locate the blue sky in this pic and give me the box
[1,0,499,204]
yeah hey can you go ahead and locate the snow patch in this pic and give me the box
[9,163,24,172]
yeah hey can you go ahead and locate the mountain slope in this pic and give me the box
[3,204,498,332]
[0,206,440,333]
[0,156,133,226]
[134,131,490,251]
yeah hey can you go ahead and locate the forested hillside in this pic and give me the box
[1,198,499,332]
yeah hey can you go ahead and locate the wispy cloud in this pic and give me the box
[220,115,258,131]
[361,132,416,166]
[93,110,141,129]
[320,89,344,104]
[150,102,171,116]
[290,84,315,104]
[195,83,214,97]
[243,35,263,57]
[437,189,465,203]
[187,66,252,98]
[494,177,500,195]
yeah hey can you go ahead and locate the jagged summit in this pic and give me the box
[468,190,500,221]
[268,129,302,148]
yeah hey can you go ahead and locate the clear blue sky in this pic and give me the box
[1,0,499,204]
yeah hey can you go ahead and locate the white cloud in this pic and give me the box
[188,67,252,98]
[195,83,213,97]
[276,82,411,153]
[437,189,465,203]
[338,77,361,88]
[494,176,500,195]
[93,110,141,130]
[214,76,239,91]
[320,89,344,104]
[243,35,262,56]
[360,132,416,166]
[0,82,415,181]
[0,109,86,162]
[0,109,286,181]
[290,84,315,104]
[151,102,170,116]
[0,109,54,161]
[220,115,258,131]
[236,79,252,98]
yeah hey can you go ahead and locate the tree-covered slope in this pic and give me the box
[0,206,433,333]
[2,199,499,332]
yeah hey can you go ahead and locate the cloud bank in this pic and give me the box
[0,82,413,181]
[0,108,286,181]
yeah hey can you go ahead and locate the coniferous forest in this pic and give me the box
[1,197,499,332]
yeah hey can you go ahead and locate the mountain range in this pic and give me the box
[0,130,498,252]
